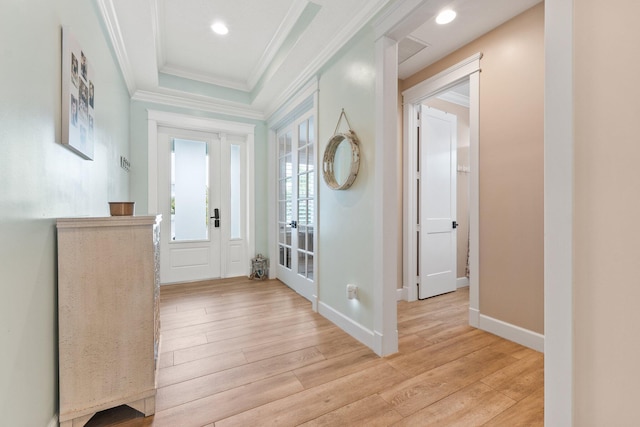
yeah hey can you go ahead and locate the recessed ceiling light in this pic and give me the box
[211,22,229,35]
[436,9,457,25]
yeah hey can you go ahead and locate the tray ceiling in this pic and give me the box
[97,0,541,119]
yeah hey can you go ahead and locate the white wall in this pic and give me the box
[318,27,376,331]
[0,1,131,425]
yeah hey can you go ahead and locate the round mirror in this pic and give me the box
[322,131,360,190]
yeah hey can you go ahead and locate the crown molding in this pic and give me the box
[154,0,249,94]
[147,109,256,133]
[372,0,425,41]
[246,0,309,91]
[265,0,393,118]
[132,89,265,121]
[96,0,137,96]
[151,0,164,71]
[267,76,318,129]
[100,0,393,122]
[159,64,251,92]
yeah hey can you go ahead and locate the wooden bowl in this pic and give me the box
[108,202,135,216]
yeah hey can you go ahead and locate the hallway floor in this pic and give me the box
[85,277,543,426]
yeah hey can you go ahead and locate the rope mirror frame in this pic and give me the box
[322,130,360,190]
[322,109,360,190]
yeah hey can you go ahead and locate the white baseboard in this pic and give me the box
[396,287,408,301]
[373,328,399,356]
[456,277,470,288]
[318,301,375,349]
[47,414,58,427]
[469,307,479,327]
[478,314,545,353]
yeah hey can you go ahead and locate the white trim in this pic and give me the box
[47,414,58,427]
[437,91,470,108]
[544,0,573,424]
[456,277,469,288]
[397,287,408,301]
[133,90,265,121]
[151,0,164,74]
[318,302,375,349]
[479,314,545,353]
[402,54,480,310]
[147,110,256,135]
[372,0,426,41]
[264,0,391,118]
[147,118,158,214]
[246,0,309,90]
[402,100,415,300]
[159,65,250,92]
[311,87,320,310]
[402,53,482,104]
[267,78,319,129]
[267,84,318,303]
[373,36,400,357]
[267,125,277,281]
[95,0,137,96]
[469,307,479,328]
[468,70,480,320]
[246,131,256,264]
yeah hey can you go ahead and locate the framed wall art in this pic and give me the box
[61,27,95,160]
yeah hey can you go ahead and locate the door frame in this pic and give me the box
[267,77,319,310]
[147,110,256,281]
[402,54,481,324]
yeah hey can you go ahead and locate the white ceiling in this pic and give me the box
[97,0,542,120]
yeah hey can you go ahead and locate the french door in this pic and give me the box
[276,114,316,301]
[157,126,252,284]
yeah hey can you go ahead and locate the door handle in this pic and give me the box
[290,220,297,229]
[210,208,220,228]
[452,221,458,229]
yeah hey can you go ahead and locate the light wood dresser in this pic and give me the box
[56,215,161,427]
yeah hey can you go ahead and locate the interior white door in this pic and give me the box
[158,128,221,284]
[419,105,457,298]
[276,114,316,302]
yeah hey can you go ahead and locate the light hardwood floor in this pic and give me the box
[85,277,543,426]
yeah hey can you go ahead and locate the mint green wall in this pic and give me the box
[318,27,376,330]
[129,101,269,255]
[158,73,252,104]
[0,1,131,425]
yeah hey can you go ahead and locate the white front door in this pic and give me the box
[419,105,457,298]
[276,114,316,302]
[158,127,221,284]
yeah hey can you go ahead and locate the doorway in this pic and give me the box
[147,110,256,285]
[275,112,317,302]
[402,54,480,326]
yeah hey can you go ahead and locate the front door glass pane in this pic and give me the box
[230,144,241,239]
[172,138,208,241]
